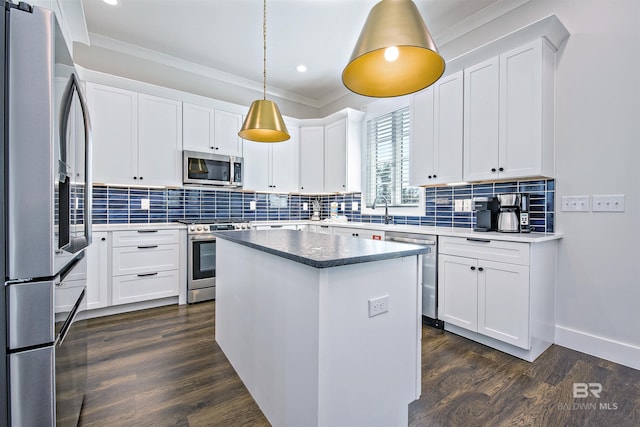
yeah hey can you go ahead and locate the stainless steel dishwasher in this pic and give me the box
[385,231,442,329]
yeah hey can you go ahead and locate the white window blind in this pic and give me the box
[366,106,419,208]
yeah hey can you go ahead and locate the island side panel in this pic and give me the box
[215,239,321,427]
[317,256,420,427]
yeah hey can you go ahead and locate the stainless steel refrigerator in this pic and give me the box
[3,3,93,426]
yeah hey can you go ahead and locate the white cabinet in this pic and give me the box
[87,83,183,187]
[410,71,464,186]
[138,94,182,186]
[243,125,299,192]
[464,39,555,181]
[182,103,244,157]
[438,237,532,350]
[332,227,384,240]
[324,109,364,192]
[86,232,109,310]
[87,84,138,185]
[111,230,180,305]
[299,126,325,193]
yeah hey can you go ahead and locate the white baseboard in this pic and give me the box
[555,325,640,371]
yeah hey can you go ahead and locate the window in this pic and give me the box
[365,106,420,208]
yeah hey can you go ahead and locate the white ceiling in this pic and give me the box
[80,0,524,108]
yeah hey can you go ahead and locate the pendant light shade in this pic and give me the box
[342,0,445,97]
[239,0,290,142]
[239,99,289,142]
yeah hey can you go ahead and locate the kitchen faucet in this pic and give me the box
[372,195,392,224]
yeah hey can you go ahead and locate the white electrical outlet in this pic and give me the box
[592,195,625,212]
[140,198,150,210]
[302,202,309,211]
[561,196,590,212]
[341,202,346,211]
[352,202,359,211]
[250,200,257,211]
[454,200,464,212]
[368,295,389,317]
[463,199,473,212]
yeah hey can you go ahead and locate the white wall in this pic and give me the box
[447,0,640,369]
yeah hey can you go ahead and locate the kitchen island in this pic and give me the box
[214,230,429,427]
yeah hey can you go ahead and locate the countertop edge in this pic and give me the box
[214,230,429,268]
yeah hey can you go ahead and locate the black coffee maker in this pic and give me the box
[473,197,499,232]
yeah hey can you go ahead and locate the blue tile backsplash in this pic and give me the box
[92,178,555,232]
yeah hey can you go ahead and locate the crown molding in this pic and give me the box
[88,32,323,108]
[433,0,531,46]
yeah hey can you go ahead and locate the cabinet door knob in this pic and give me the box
[478,267,484,272]
[470,266,476,271]
[133,176,138,180]
[428,175,432,179]
[101,237,106,241]
[433,174,437,178]
[491,168,496,173]
[139,177,143,180]
[498,167,504,172]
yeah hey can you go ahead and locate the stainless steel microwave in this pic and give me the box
[183,150,243,187]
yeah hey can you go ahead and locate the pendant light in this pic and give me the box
[342,0,445,98]
[239,0,290,142]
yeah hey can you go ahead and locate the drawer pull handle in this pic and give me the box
[270,225,283,228]
[466,238,491,243]
[137,272,159,277]
[137,245,158,249]
[138,230,159,233]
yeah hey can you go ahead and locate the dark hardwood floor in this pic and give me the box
[79,302,639,426]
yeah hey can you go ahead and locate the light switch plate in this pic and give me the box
[341,202,346,211]
[140,198,150,210]
[463,199,473,212]
[250,200,257,211]
[352,202,359,211]
[302,202,308,211]
[592,195,625,212]
[561,196,590,212]
[454,200,464,212]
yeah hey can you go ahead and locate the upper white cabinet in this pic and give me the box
[323,109,365,193]
[299,126,325,193]
[464,38,556,181]
[87,83,183,187]
[138,94,182,186]
[182,103,243,157]
[87,83,138,185]
[410,71,463,186]
[243,125,299,193]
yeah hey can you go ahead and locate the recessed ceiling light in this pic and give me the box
[103,0,118,5]
[296,65,307,73]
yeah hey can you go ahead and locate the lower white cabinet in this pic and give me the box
[438,236,556,360]
[111,230,180,305]
[439,253,529,348]
[331,227,384,240]
[86,232,109,310]
[85,228,184,314]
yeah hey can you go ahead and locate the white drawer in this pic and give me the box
[112,244,179,276]
[112,229,179,247]
[438,236,530,266]
[111,270,179,305]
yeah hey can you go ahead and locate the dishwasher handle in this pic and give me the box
[386,236,436,246]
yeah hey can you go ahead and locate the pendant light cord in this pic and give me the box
[263,0,267,101]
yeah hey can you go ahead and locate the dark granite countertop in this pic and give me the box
[213,229,430,268]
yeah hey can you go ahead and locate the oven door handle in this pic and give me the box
[189,235,217,242]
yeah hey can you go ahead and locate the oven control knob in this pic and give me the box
[203,225,209,232]
[197,225,203,231]
[190,225,196,231]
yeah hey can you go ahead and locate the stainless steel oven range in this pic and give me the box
[178,219,250,303]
